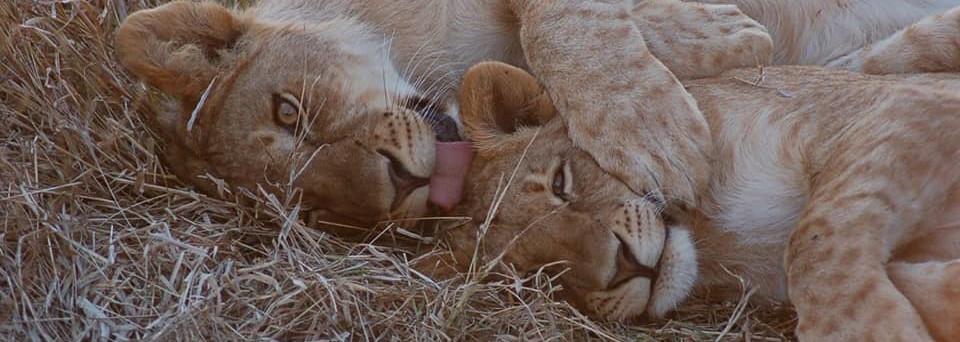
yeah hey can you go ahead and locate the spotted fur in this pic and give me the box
[116,0,745,232]
[116,0,960,232]
[435,62,960,342]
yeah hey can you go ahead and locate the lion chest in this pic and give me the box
[705,114,811,299]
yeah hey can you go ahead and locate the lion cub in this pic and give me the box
[115,0,755,232]
[427,62,960,342]
[116,0,960,233]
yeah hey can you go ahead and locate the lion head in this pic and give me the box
[115,1,464,232]
[424,62,701,321]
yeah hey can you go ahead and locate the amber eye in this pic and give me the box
[551,161,571,201]
[273,93,301,130]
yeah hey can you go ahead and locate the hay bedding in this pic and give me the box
[0,0,797,340]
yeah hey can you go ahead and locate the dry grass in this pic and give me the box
[0,0,797,341]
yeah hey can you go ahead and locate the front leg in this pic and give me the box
[789,197,936,342]
[785,117,956,342]
[508,0,713,206]
[828,6,960,74]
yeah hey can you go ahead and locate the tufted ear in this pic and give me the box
[458,62,557,155]
[116,1,245,104]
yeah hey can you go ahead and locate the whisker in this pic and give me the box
[381,35,393,109]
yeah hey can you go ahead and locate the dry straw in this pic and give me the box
[0,0,796,341]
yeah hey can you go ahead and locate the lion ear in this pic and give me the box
[458,62,556,152]
[116,1,245,103]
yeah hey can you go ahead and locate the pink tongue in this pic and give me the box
[429,142,474,210]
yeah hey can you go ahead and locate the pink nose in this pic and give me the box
[428,142,474,210]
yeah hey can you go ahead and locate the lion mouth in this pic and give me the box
[400,96,473,210]
[611,227,670,293]
[428,141,473,210]
[610,232,666,291]
[424,111,472,210]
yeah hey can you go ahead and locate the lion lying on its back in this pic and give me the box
[427,62,960,342]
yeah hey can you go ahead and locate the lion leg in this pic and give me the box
[783,96,960,342]
[629,0,772,80]
[888,260,960,342]
[828,6,960,74]
[788,202,936,342]
[505,0,713,207]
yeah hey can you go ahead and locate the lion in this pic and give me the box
[424,61,960,342]
[114,0,741,234]
[115,0,960,232]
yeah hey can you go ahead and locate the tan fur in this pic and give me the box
[632,0,773,79]
[889,260,960,342]
[114,0,960,338]
[437,62,960,342]
[116,2,440,234]
[829,6,960,74]
[642,0,960,74]
[117,0,787,232]
[116,0,960,232]
[699,0,960,73]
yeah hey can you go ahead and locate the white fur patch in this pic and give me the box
[712,110,806,248]
[648,227,698,318]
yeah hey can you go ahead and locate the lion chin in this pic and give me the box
[646,227,698,319]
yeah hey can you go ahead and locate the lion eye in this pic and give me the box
[551,161,572,201]
[273,93,301,130]
[552,168,564,195]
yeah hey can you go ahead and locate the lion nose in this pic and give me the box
[401,96,461,142]
[379,149,430,209]
[608,234,660,289]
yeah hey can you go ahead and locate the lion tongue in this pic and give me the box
[429,142,474,210]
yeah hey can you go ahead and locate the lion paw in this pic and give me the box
[632,0,773,79]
